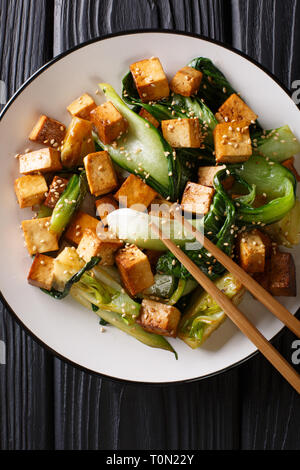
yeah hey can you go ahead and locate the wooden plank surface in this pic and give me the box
[0,0,54,450]
[0,0,299,450]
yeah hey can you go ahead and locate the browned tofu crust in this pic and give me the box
[22,217,59,255]
[44,176,69,209]
[170,66,203,97]
[269,252,296,296]
[181,182,215,215]
[27,254,54,291]
[29,115,66,148]
[137,299,181,337]
[139,108,160,128]
[213,120,252,164]
[130,57,170,102]
[67,93,97,120]
[84,151,119,197]
[218,93,258,124]
[115,245,154,296]
[77,228,123,265]
[91,102,128,144]
[64,210,100,245]
[19,148,62,174]
[161,118,202,148]
[114,174,157,209]
[238,230,265,273]
[14,175,48,208]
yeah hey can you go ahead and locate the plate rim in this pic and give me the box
[0,28,298,386]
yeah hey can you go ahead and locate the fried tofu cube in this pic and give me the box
[148,196,175,219]
[130,57,170,102]
[95,195,118,223]
[215,112,225,123]
[64,210,99,245]
[67,93,97,120]
[239,230,265,273]
[53,247,84,292]
[269,252,296,296]
[218,93,258,123]
[14,175,48,208]
[77,228,122,265]
[139,108,160,128]
[84,151,118,196]
[137,299,181,337]
[114,174,157,209]
[44,176,69,209]
[27,254,55,291]
[214,120,252,163]
[115,245,154,296]
[181,182,215,215]
[21,217,59,255]
[161,118,202,148]
[282,157,300,182]
[61,117,95,168]
[29,115,66,148]
[170,66,203,97]
[91,102,128,144]
[197,166,234,190]
[19,148,62,174]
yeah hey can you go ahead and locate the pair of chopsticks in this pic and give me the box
[151,210,300,394]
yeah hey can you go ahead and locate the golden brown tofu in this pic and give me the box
[198,165,227,187]
[61,117,95,168]
[95,195,119,223]
[130,57,169,102]
[67,93,97,120]
[239,230,265,273]
[269,251,296,296]
[181,182,215,215]
[84,151,118,196]
[282,157,300,182]
[114,174,157,209]
[14,175,48,208]
[77,228,123,265]
[64,210,100,245]
[170,66,203,97]
[218,93,258,123]
[214,120,252,163]
[91,102,129,144]
[21,217,59,255]
[44,176,69,209]
[29,115,66,148]
[27,254,54,291]
[161,118,202,148]
[139,108,160,128]
[137,299,181,337]
[215,112,225,123]
[19,148,62,174]
[148,196,175,219]
[115,245,154,296]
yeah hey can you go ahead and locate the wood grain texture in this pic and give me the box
[0,0,54,450]
[0,0,299,451]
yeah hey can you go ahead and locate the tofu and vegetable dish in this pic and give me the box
[15,56,300,357]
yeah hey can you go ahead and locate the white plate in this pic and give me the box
[0,31,299,384]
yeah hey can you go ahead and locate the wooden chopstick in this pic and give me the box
[151,222,300,394]
[171,210,300,339]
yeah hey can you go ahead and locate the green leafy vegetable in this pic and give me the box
[230,155,296,224]
[178,273,244,348]
[264,199,300,247]
[252,125,300,162]
[50,171,88,234]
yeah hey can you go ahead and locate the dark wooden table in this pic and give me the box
[0,0,299,450]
